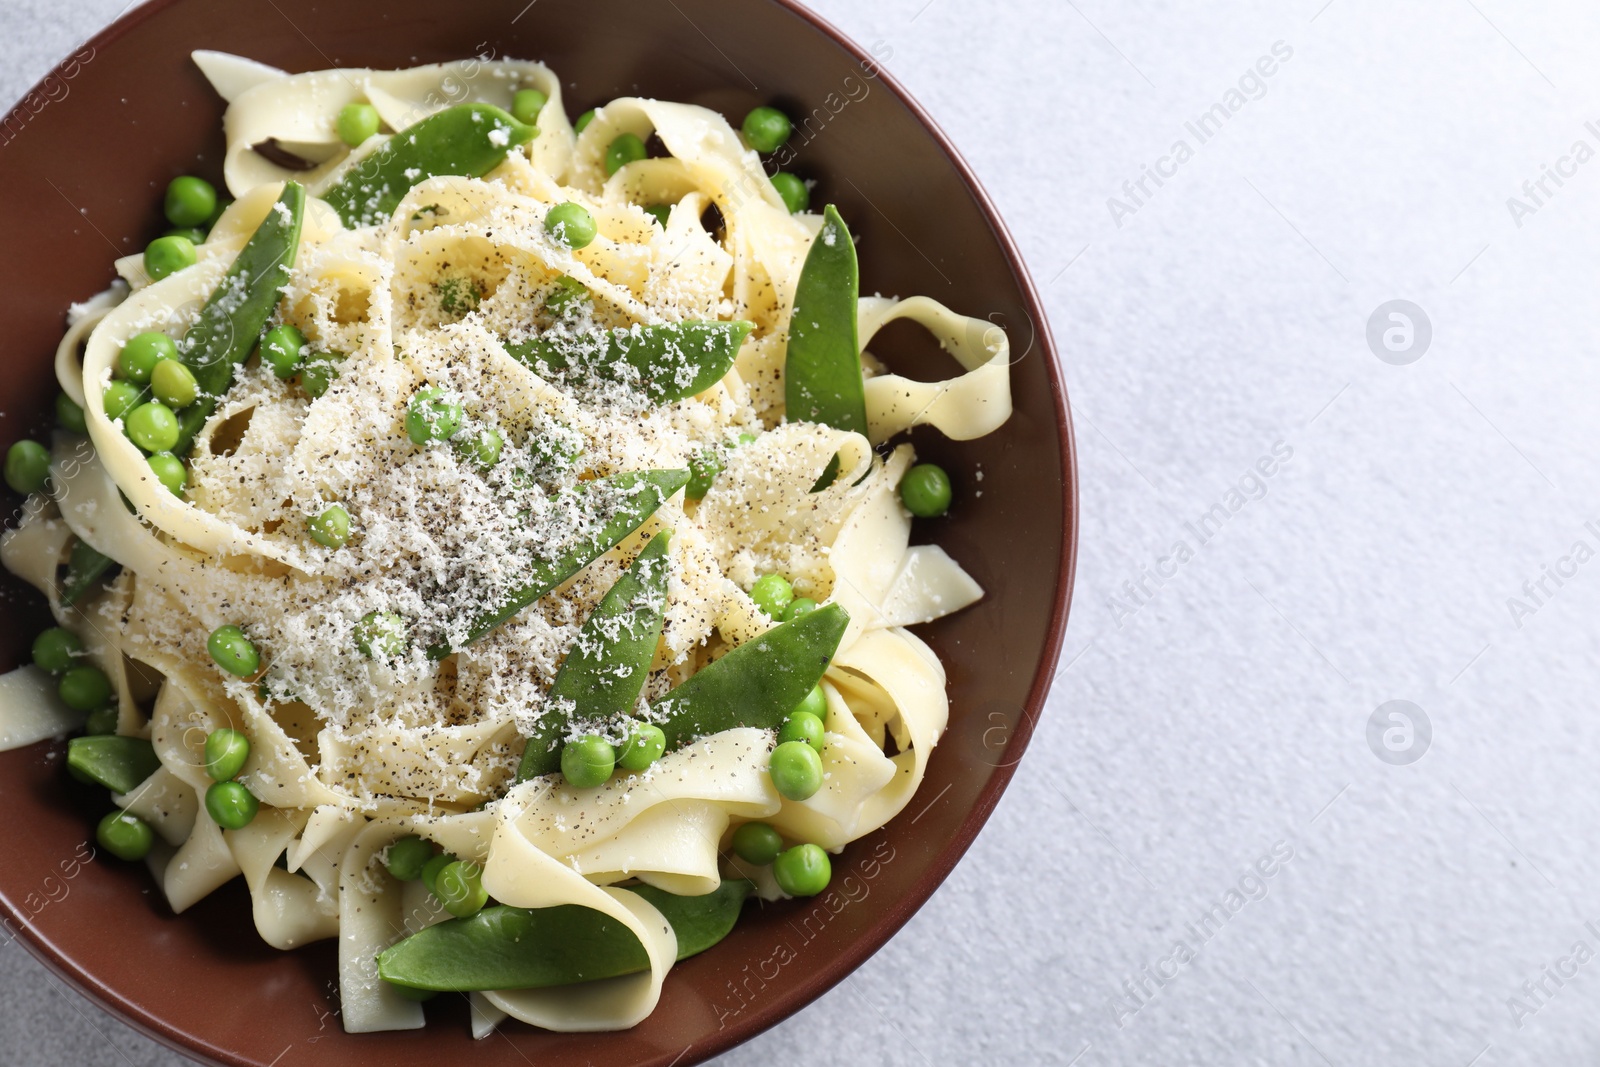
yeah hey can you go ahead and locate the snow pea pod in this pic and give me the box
[180,182,305,399]
[171,405,208,459]
[516,530,673,781]
[785,205,866,434]
[651,602,848,750]
[506,321,753,406]
[428,468,689,657]
[60,538,118,607]
[172,181,306,456]
[321,104,536,229]
[630,881,755,960]
[66,735,159,794]
[376,879,753,992]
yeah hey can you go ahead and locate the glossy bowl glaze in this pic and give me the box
[0,1,1076,1063]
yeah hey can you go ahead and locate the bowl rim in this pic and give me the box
[0,1,1079,1063]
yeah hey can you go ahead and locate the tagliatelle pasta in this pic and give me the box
[0,52,1012,1036]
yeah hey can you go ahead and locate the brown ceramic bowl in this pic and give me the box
[0,1,1075,1063]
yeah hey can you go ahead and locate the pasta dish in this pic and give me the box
[0,52,1011,1035]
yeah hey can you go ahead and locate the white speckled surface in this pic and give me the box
[8,0,1600,1063]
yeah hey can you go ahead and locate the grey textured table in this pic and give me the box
[8,0,1600,1063]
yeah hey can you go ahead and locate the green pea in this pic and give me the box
[750,573,794,618]
[55,393,87,434]
[164,176,218,228]
[58,665,111,712]
[259,324,308,379]
[458,427,503,469]
[337,102,380,147]
[575,109,596,133]
[299,350,345,398]
[644,204,671,228]
[405,386,463,446]
[686,433,756,501]
[151,359,198,409]
[434,859,488,918]
[103,381,144,422]
[561,734,616,789]
[309,504,350,548]
[770,172,809,214]
[768,740,823,801]
[83,705,118,736]
[438,275,482,315]
[778,710,825,752]
[386,835,434,881]
[204,727,251,781]
[773,842,831,896]
[144,234,197,281]
[605,132,647,176]
[120,333,176,385]
[356,610,408,658]
[205,779,259,830]
[4,440,50,495]
[435,273,481,316]
[512,89,548,125]
[731,821,784,866]
[782,597,818,622]
[616,722,667,772]
[545,201,597,249]
[125,402,179,453]
[32,627,83,674]
[166,226,207,244]
[899,463,952,518]
[421,852,456,896]
[685,447,724,501]
[96,810,154,861]
[794,682,827,720]
[741,106,792,153]
[207,625,261,677]
[544,274,590,318]
[146,452,187,497]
